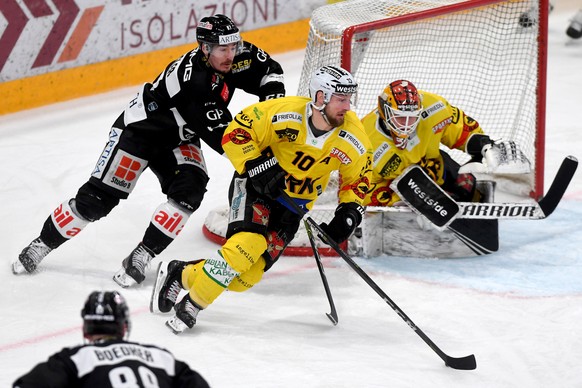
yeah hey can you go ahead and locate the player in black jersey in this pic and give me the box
[12,14,286,288]
[13,290,209,387]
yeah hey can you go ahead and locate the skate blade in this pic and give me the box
[149,261,170,314]
[112,268,137,288]
[11,259,28,275]
[166,316,189,335]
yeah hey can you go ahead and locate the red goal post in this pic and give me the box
[297,0,549,200]
[203,0,549,256]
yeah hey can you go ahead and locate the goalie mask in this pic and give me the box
[309,65,358,109]
[196,14,242,54]
[378,80,422,149]
[82,291,130,342]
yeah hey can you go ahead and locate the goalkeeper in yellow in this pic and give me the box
[149,65,372,334]
[363,79,530,207]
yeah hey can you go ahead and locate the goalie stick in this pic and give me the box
[378,155,579,229]
[281,192,476,370]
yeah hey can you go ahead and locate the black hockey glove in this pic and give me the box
[245,153,287,199]
[319,202,365,244]
[259,73,286,101]
[466,134,493,162]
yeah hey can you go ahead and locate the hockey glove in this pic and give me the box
[245,153,287,199]
[319,202,365,244]
[259,73,286,101]
[461,134,531,174]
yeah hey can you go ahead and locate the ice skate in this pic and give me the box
[150,260,192,314]
[566,9,582,39]
[113,242,155,288]
[165,295,201,334]
[12,237,52,274]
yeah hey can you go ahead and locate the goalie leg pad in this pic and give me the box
[391,165,459,228]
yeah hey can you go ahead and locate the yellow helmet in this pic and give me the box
[378,80,422,149]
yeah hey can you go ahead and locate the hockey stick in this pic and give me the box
[373,155,578,227]
[304,218,339,325]
[280,192,338,325]
[280,192,476,370]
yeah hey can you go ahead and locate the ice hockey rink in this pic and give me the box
[1,6,582,388]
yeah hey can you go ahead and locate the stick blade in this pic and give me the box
[326,312,338,326]
[445,354,477,370]
[539,155,578,216]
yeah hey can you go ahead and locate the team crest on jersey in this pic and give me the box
[463,114,479,131]
[367,185,394,206]
[227,128,252,145]
[451,106,461,124]
[329,147,352,164]
[379,154,402,177]
[338,130,366,155]
[275,127,299,142]
[349,176,370,200]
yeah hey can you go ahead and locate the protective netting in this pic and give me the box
[298,0,546,198]
[203,0,547,256]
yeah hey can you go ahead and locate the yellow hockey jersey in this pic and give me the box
[363,90,484,206]
[221,96,372,210]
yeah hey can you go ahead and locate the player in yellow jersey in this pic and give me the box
[360,80,529,257]
[150,66,372,334]
[363,79,529,208]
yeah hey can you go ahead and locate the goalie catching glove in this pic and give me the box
[245,151,287,199]
[460,134,531,174]
[320,202,365,244]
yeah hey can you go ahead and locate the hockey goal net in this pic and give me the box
[203,0,549,256]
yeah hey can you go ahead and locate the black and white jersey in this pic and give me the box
[122,41,285,154]
[12,340,209,388]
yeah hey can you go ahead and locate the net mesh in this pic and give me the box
[298,0,544,198]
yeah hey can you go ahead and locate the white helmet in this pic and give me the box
[309,65,358,106]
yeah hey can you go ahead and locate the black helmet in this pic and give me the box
[81,291,130,341]
[196,14,241,46]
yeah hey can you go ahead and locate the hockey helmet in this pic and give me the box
[196,14,241,51]
[309,65,358,107]
[81,291,130,341]
[378,80,422,148]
